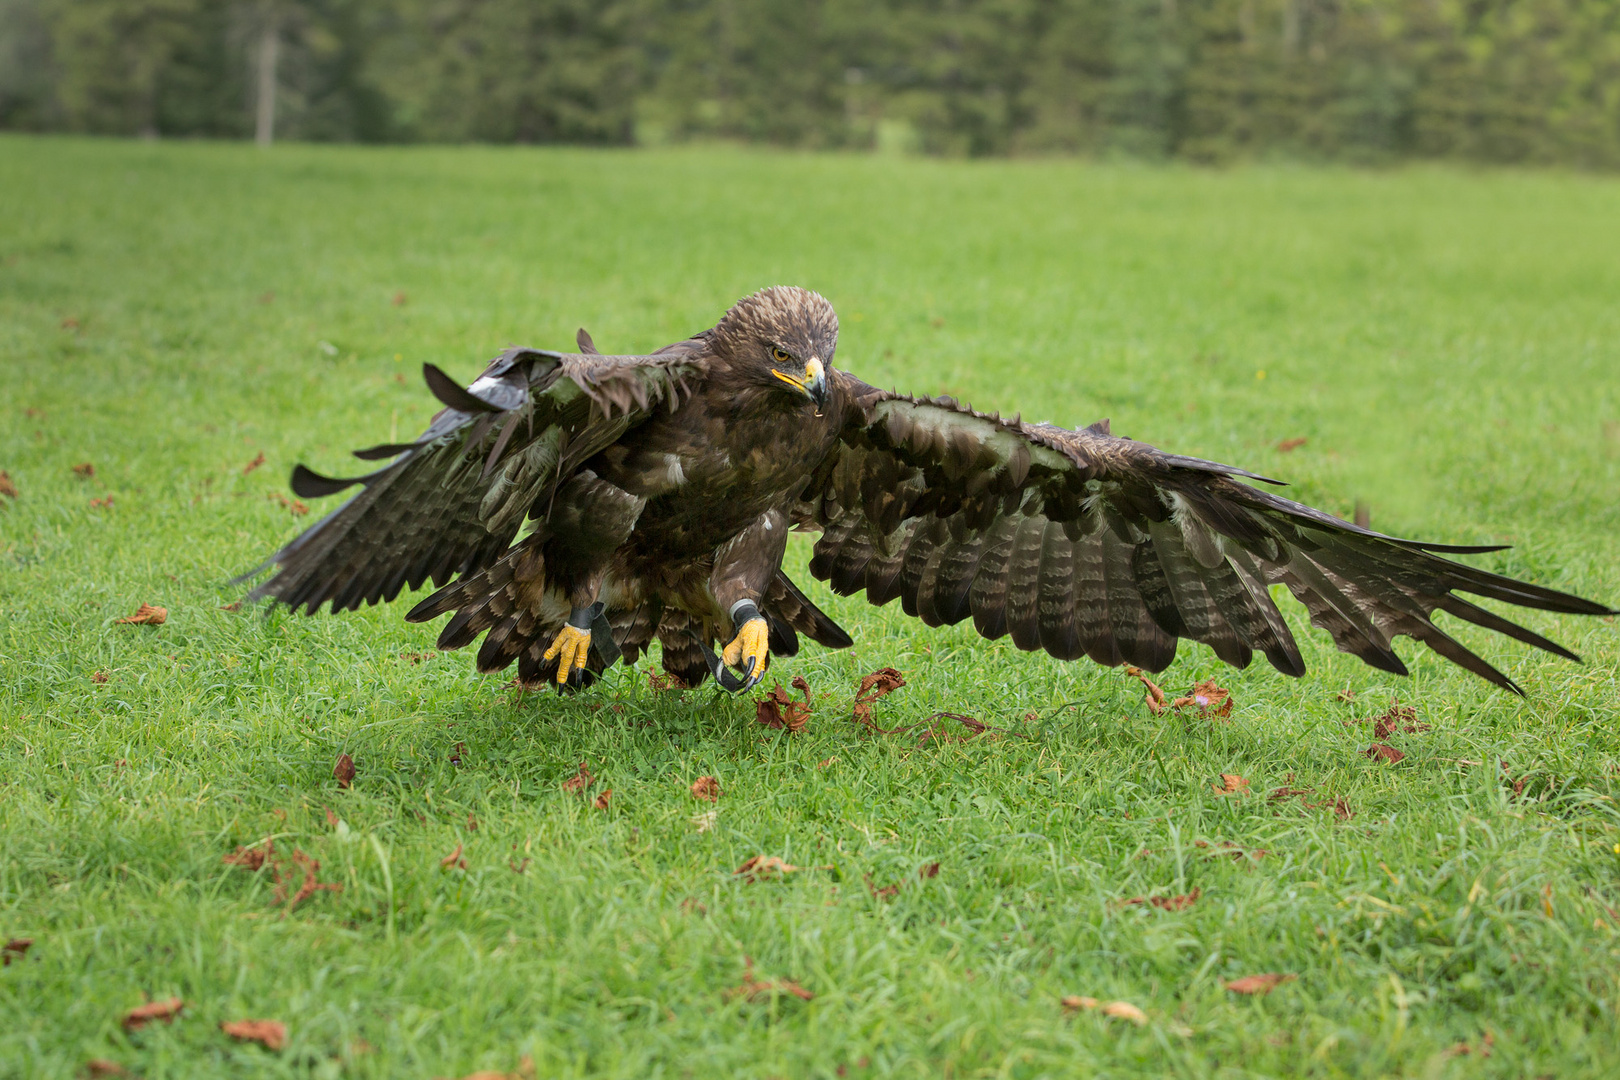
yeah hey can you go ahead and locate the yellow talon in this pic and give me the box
[542,623,592,684]
[721,616,770,680]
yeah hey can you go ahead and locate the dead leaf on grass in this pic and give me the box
[84,1060,129,1077]
[89,496,114,508]
[73,462,95,478]
[1276,437,1308,453]
[1061,996,1146,1024]
[324,806,339,828]
[220,1018,286,1051]
[392,291,408,307]
[1173,679,1233,719]
[919,862,940,879]
[735,855,809,881]
[593,789,613,810]
[223,840,274,871]
[1268,786,1309,800]
[816,757,838,769]
[220,601,242,611]
[1224,973,1295,995]
[562,762,594,793]
[756,676,814,733]
[690,776,722,802]
[440,843,467,871]
[115,603,167,625]
[123,997,184,1031]
[242,452,266,475]
[724,956,814,1003]
[851,668,905,726]
[648,669,687,691]
[1365,743,1405,764]
[275,849,341,908]
[2,938,32,965]
[1123,666,1168,714]
[1212,774,1250,795]
[1335,688,1356,703]
[332,753,355,788]
[0,471,16,499]
[91,670,110,684]
[1121,887,1201,912]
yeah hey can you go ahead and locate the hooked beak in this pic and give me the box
[771,356,828,409]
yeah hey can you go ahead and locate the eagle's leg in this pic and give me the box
[541,607,595,687]
[710,510,789,692]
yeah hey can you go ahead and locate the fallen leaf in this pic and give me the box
[1101,1001,1148,1025]
[851,668,906,726]
[864,875,899,901]
[450,741,467,767]
[84,1060,128,1077]
[562,762,594,793]
[1212,773,1250,795]
[220,601,242,611]
[223,840,274,870]
[1268,786,1309,800]
[1172,679,1233,719]
[1365,704,1429,738]
[816,757,838,769]
[648,669,688,691]
[735,855,803,881]
[1224,972,1295,995]
[392,291,408,306]
[333,753,355,788]
[1335,688,1356,702]
[0,471,17,498]
[690,776,722,802]
[1061,995,1099,1011]
[89,495,114,508]
[1365,743,1405,764]
[756,677,814,733]
[91,670,110,684]
[115,603,167,625]
[123,997,184,1031]
[400,650,436,664]
[2,938,32,965]
[465,812,477,831]
[1121,887,1201,912]
[243,452,266,475]
[1124,666,1168,713]
[275,849,341,908]
[1276,437,1308,453]
[593,789,613,810]
[440,843,467,871]
[73,462,94,478]
[919,862,940,879]
[220,1018,286,1051]
[509,855,530,874]
[724,957,814,1003]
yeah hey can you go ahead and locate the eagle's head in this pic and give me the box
[714,285,837,410]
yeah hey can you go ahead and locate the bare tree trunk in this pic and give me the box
[255,19,278,146]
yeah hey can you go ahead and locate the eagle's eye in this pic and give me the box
[771,346,794,363]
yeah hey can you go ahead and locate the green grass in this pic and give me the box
[3,136,1620,1079]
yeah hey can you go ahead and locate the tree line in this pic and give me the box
[3,0,1618,166]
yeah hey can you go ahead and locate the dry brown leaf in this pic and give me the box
[648,669,687,691]
[1276,437,1308,453]
[440,843,467,871]
[724,957,814,1003]
[1268,786,1309,800]
[465,812,477,831]
[0,471,16,499]
[2,938,32,965]
[735,855,804,881]
[1172,679,1233,719]
[89,496,114,509]
[1365,743,1405,764]
[1364,705,1429,738]
[84,1060,128,1077]
[690,776,722,802]
[223,840,274,871]
[220,1018,286,1051]
[1102,1001,1148,1025]
[392,291,408,306]
[1224,972,1296,995]
[324,806,339,828]
[816,757,838,769]
[1212,774,1250,795]
[73,462,95,478]
[919,862,940,879]
[756,676,814,733]
[243,452,266,475]
[115,604,167,626]
[1061,995,1100,1011]
[123,997,184,1030]
[562,762,594,793]
[593,789,613,810]
[1121,887,1201,912]
[333,753,355,788]
[220,601,243,612]
[91,671,110,684]
[1124,666,1168,714]
[851,668,906,726]
[275,849,340,908]
[864,875,899,901]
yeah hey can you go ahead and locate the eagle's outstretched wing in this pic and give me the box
[801,375,1613,693]
[242,338,708,614]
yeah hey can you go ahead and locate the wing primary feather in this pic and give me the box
[352,441,426,461]
[1434,595,1580,662]
[423,363,503,413]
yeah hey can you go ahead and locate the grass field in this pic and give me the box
[3,137,1620,1079]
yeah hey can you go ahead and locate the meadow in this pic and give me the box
[2,137,1619,1078]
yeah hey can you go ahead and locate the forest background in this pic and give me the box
[3,0,1619,166]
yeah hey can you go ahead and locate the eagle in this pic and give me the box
[244,286,1613,695]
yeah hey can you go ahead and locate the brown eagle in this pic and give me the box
[245,286,1612,694]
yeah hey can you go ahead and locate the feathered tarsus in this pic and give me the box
[243,286,1613,696]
